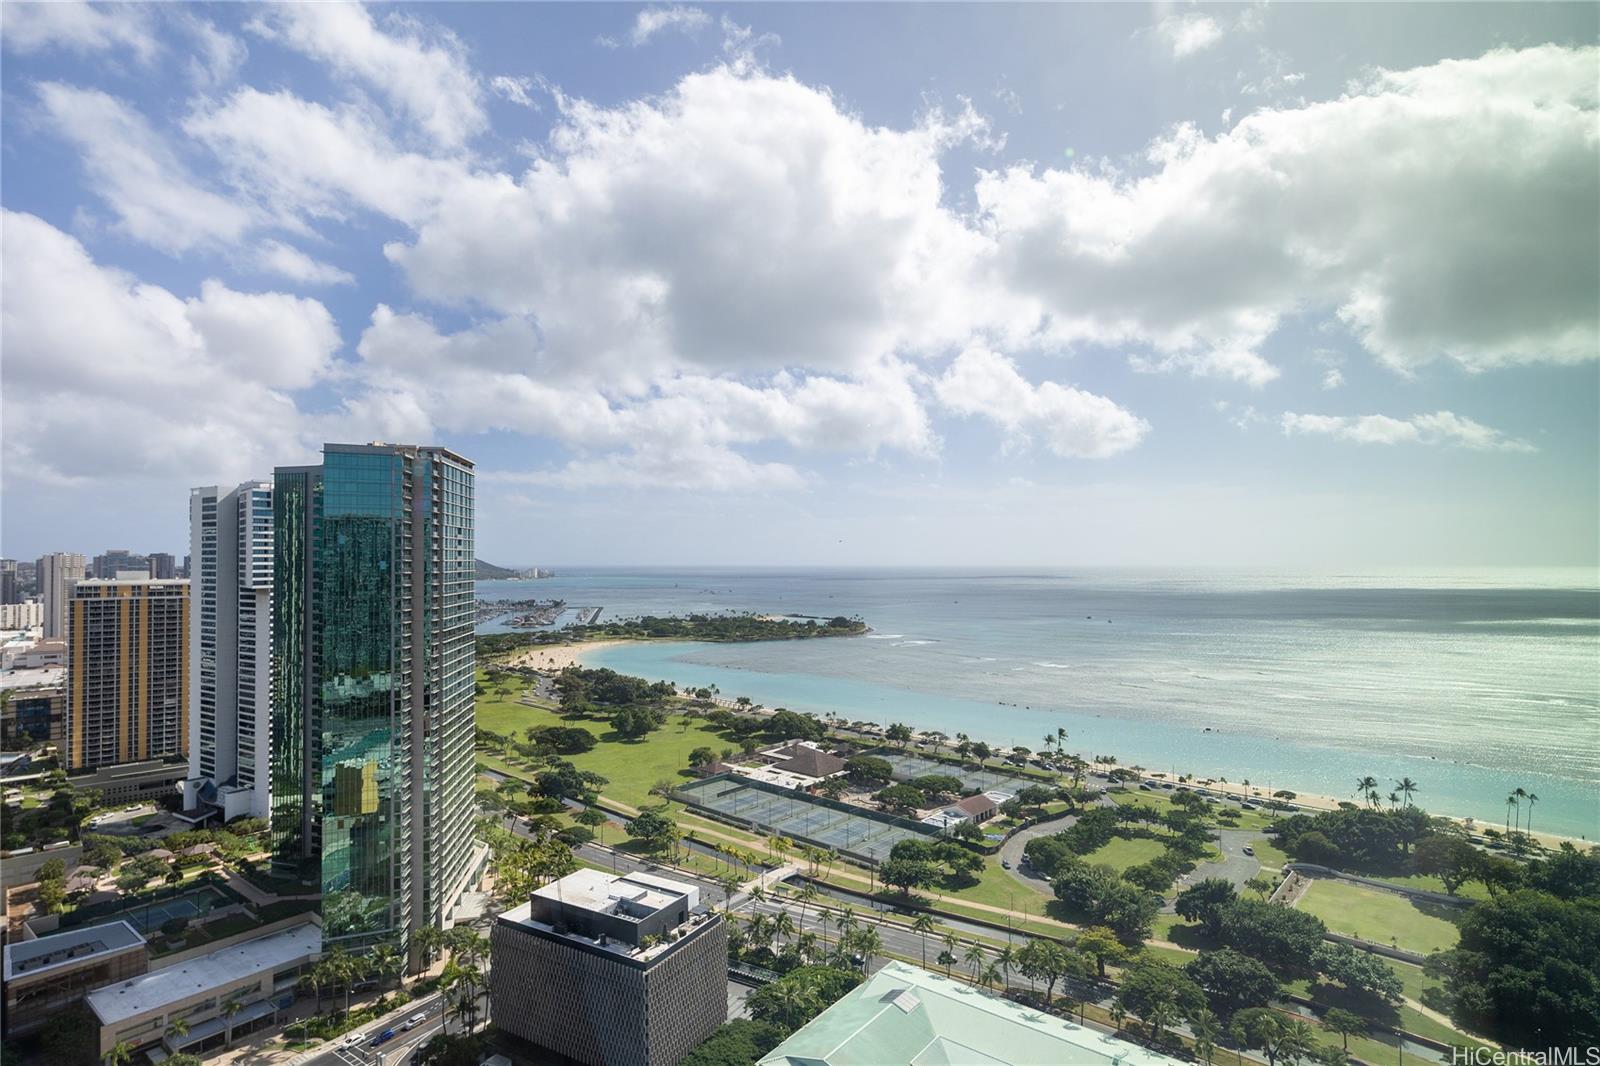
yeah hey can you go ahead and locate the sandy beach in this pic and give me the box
[493,639,1582,846]
[504,639,636,672]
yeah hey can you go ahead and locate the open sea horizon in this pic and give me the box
[478,567,1600,840]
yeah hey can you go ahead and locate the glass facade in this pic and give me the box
[268,445,475,957]
[270,468,317,883]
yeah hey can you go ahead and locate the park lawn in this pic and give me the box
[1369,871,1489,901]
[1248,834,1291,871]
[475,685,735,808]
[1295,879,1461,956]
[1079,835,1169,874]
[943,860,1054,910]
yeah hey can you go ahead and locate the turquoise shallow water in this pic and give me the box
[479,568,1600,839]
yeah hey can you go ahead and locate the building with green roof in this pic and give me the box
[758,960,1188,1066]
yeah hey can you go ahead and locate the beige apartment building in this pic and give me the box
[67,578,189,770]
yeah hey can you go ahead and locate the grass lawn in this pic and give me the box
[475,681,735,808]
[1248,834,1291,871]
[1295,879,1461,956]
[942,860,1053,910]
[1369,871,1489,901]
[1079,835,1169,874]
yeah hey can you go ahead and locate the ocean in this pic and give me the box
[477,568,1600,840]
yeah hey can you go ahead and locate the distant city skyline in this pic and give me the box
[2,3,1595,567]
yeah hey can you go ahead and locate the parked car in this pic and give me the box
[1243,844,1255,856]
[371,1029,397,1049]
[1001,860,1012,870]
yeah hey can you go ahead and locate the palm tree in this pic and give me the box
[371,944,402,990]
[794,882,819,931]
[1355,775,1378,807]
[1525,792,1539,835]
[1395,777,1419,807]
[963,943,987,984]
[1505,793,1519,834]
[912,913,937,967]
[104,1041,135,1066]
[221,996,243,1047]
[771,908,797,948]
[413,924,446,971]
[1387,791,1400,810]
[794,930,819,964]
[996,944,1016,988]
[1512,787,1530,833]
[164,1018,190,1048]
[746,884,766,916]
[852,928,881,972]
[978,962,1002,990]
[1190,1008,1221,1065]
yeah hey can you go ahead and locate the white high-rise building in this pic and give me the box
[183,481,273,821]
[36,552,86,638]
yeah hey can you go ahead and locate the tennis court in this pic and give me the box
[676,776,937,863]
[870,750,1030,799]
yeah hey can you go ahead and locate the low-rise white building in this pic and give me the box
[84,922,319,1059]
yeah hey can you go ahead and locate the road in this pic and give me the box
[299,993,453,1066]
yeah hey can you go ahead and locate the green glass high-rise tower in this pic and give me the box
[269,444,477,961]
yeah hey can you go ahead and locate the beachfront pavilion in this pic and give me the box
[758,961,1187,1066]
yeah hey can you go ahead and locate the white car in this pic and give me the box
[343,1032,366,1047]
[402,1013,428,1031]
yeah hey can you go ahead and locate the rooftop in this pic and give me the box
[532,867,694,920]
[3,920,145,982]
[764,741,847,780]
[85,922,319,1025]
[758,961,1188,1066]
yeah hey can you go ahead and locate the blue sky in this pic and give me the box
[2,2,1596,567]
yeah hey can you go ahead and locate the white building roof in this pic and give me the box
[85,923,319,1025]
[532,867,696,917]
[3,920,145,982]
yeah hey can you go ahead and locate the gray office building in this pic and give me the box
[182,481,273,821]
[36,552,86,638]
[269,444,477,962]
[490,869,728,1066]
[148,553,177,580]
[0,559,18,606]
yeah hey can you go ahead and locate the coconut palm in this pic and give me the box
[1355,775,1379,807]
[370,944,402,990]
[771,908,797,948]
[104,1041,135,1066]
[963,942,987,984]
[1190,1008,1221,1065]
[912,913,937,967]
[1525,792,1540,835]
[979,961,1002,990]
[1505,793,1519,834]
[794,882,819,930]
[1395,777,1419,807]
[996,944,1016,988]
[221,996,243,1047]
[164,1018,190,1049]
[1512,787,1529,833]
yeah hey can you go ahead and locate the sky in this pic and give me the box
[1,2,1596,569]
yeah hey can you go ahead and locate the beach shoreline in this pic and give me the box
[491,635,1585,848]
[504,638,636,672]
